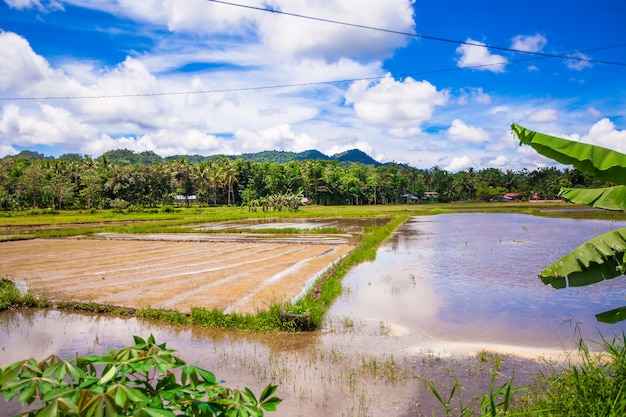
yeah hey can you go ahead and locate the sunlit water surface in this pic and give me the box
[326,213,626,356]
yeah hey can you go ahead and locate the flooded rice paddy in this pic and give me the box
[3,213,626,416]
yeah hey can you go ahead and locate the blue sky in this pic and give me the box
[1,0,625,171]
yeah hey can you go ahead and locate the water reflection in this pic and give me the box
[327,213,626,356]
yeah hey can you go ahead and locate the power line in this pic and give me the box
[0,45,622,102]
[1,5,624,102]
[206,0,626,67]
[0,58,532,102]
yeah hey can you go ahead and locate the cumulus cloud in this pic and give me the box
[345,75,448,136]
[510,34,547,53]
[0,103,101,147]
[487,155,509,167]
[64,0,415,64]
[0,31,83,97]
[257,0,415,62]
[456,39,508,72]
[447,119,491,143]
[445,155,473,172]
[234,124,317,153]
[85,129,234,157]
[579,118,626,154]
[566,52,593,70]
[526,108,558,122]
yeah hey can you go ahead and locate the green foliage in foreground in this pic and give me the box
[516,332,626,416]
[0,335,281,417]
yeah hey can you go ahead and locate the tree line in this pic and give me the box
[0,151,610,211]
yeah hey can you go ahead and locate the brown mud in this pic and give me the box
[0,233,354,314]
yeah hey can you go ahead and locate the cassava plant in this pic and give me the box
[0,335,281,417]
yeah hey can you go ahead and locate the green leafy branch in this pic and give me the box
[0,335,281,417]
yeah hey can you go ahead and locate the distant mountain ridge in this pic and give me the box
[4,148,382,166]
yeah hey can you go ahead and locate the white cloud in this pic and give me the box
[64,0,415,64]
[447,119,490,143]
[234,124,317,153]
[90,129,234,157]
[488,155,509,167]
[345,75,448,136]
[0,103,101,147]
[0,31,52,92]
[0,31,83,97]
[4,0,62,11]
[0,143,17,158]
[490,105,511,117]
[456,39,508,72]
[526,108,558,122]
[510,33,547,53]
[579,118,626,154]
[566,52,593,70]
[445,155,472,172]
[457,87,491,105]
[586,107,602,120]
[257,0,415,62]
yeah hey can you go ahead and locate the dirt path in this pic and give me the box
[1,234,354,314]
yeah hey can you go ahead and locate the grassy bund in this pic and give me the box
[3,202,626,416]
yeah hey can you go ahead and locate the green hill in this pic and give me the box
[332,149,381,166]
[4,148,381,166]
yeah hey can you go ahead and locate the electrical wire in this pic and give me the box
[206,0,626,67]
[0,46,621,102]
[1,2,624,102]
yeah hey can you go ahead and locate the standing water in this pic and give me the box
[2,213,626,416]
[326,213,626,357]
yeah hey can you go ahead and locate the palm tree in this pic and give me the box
[218,157,238,205]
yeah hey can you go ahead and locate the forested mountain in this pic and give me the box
[99,149,164,166]
[225,149,331,163]
[333,149,381,166]
[96,148,377,166]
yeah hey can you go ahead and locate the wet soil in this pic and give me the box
[0,233,354,314]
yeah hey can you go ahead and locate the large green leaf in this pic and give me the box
[596,306,626,324]
[512,123,626,186]
[560,185,626,211]
[539,227,626,288]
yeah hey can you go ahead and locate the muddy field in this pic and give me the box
[0,233,354,314]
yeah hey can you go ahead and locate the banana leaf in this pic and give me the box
[559,185,626,211]
[512,123,626,186]
[539,227,626,289]
[596,306,626,324]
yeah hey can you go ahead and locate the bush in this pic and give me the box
[0,335,281,417]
